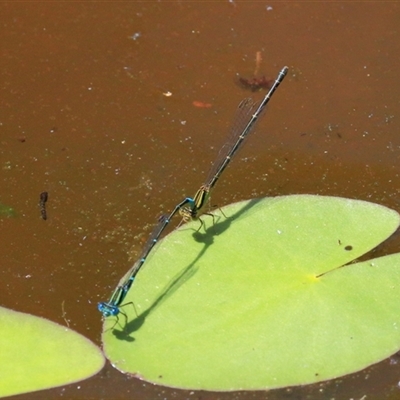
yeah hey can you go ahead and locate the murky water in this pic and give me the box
[1,2,400,399]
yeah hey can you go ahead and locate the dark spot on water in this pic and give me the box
[40,191,48,220]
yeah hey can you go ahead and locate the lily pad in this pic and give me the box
[101,195,400,391]
[0,307,105,398]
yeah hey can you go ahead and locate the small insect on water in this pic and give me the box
[39,192,48,220]
[237,51,275,92]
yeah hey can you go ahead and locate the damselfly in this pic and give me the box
[178,66,288,225]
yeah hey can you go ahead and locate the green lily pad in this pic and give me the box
[101,195,400,391]
[0,307,105,398]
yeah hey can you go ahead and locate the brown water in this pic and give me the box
[1,2,400,399]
